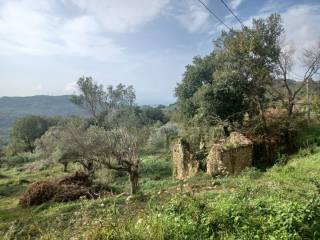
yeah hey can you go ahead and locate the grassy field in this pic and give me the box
[1,128,320,239]
[0,153,177,239]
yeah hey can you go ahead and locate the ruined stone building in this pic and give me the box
[172,132,253,179]
[206,132,253,176]
[172,139,199,180]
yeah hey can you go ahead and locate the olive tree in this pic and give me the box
[35,125,77,172]
[87,127,140,195]
[37,118,140,194]
[71,76,136,126]
[35,118,95,174]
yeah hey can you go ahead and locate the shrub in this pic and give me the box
[18,159,51,173]
[146,130,166,153]
[4,152,38,167]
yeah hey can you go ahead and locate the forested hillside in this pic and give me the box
[0,95,87,142]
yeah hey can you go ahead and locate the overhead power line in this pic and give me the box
[288,71,305,80]
[197,0,232,31]
[218,0,245,29]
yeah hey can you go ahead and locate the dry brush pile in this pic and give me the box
[19,171,98,207]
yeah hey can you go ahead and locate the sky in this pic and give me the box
[0,0,319,105]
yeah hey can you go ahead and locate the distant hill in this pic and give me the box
[0,95,87,143]
[272,79,320,94]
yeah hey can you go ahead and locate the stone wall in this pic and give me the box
[206,132,253,176]
[172,139,199,180]
[172,132,253,179]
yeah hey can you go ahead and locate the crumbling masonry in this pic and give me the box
[206,132,253,176]
[172,132,253,179]
[172,139,199,180]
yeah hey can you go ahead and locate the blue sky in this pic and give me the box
[0,0,319,105]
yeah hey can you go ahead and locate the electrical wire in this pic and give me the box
[218,0,245,28]
[197,0,232,30]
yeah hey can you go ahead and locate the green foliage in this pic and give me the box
[141,105,169,125]
[175,53,217,120]
[179,125,225,153]
[1,145,320,239]
[192,79,250,124]
[295,124,320,149]
[87,148,320,240]
[70,77,105,116]
[88,194,320,240]
[10,115,59,153]
[35,118,90,172]
[159,123,180,146]
[71,76,136,126]
[3,152,38,167]
[176,14,283,129]
[146,123,180,153]
[312,95,320,121]
[36,117,141,193]
[3,138,26,157]
[146,129,166,153]
[97,105,169,134]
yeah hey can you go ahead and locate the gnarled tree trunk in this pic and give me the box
[63,162,68,172]
[128,164,139,195]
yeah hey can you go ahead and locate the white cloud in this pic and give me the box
[0,0,60,56]
[230,0,243,10]
[58,16,125,60]
[175,0,210,33]
[281,4,320,77]
[258,0,289,15]
[282,5,320,53]
[70,0,170,33]
[64,81,78,93]
[34,83,43,91]
[254,1,320,48]
[243,3,320,78]
[0,0,169,60]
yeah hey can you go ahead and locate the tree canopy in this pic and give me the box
[175,14,283,129]
[36,117,141,194]
[10,115,59,153]
[71,77,136,126]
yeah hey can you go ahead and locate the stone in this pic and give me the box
[206,132,253,176]
[172,139,199,180]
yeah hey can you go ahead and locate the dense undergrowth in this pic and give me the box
[1,126,320,239]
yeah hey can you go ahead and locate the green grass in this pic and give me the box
[0,154,174,236]
[1,141,320,239]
